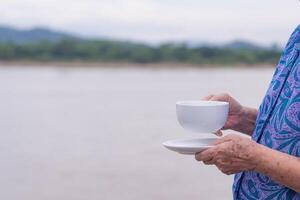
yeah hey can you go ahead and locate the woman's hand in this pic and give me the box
[195,134,300,192]
[195,134,259,175]
[202,93,257,136]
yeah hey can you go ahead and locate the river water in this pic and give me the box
[0,66,274,200]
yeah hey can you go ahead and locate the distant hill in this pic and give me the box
[0,26,281,65]
[224,40,263,50]
[0,25,277,50]
[0,26,78,43]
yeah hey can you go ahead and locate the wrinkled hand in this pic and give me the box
[202,93,247,136]
[195,134,259,175]
[203,93,257,136]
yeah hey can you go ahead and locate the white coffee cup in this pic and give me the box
[176,100,229,133]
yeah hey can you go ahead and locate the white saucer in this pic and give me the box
[163,138,216,155]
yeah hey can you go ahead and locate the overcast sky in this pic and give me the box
[0,0,299,45]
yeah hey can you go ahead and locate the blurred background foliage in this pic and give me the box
[0,38,281,65]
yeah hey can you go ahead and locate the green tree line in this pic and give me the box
[0,38,281,65]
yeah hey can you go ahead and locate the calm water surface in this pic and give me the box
[0,66,274,200]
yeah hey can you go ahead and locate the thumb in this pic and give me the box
[213,134,236,145]
[213,130,223,137]
[201,94,214,100]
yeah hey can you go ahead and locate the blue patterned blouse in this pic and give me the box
[233,25,300,199]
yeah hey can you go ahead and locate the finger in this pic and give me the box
[223,170,235,175]
[223,168,238,175]
[195,148,215,162]
[202,94,214,100]
[213,130,223,137]
[209,93,230,102]
[214,134,240,145]
[222,134,244,142]
[216,165,233,175]
[203,152,220,165]
[213,137,230,145]
[203,158,216,165]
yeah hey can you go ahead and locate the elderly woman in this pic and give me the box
[195,25,300,199]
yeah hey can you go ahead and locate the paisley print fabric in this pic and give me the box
[233,25,300,199]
